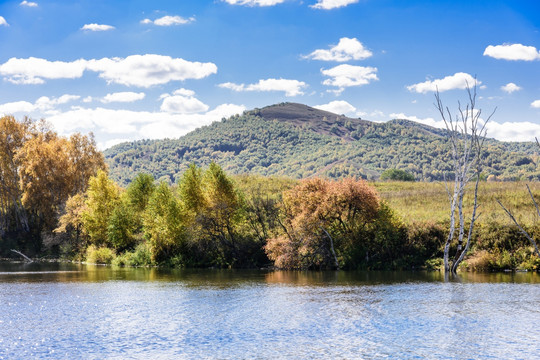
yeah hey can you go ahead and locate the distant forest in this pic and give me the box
[105,103,539,186]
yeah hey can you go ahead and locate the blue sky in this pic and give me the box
[0,0,539,148]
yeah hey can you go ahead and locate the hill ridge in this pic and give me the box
[104,102,539,186]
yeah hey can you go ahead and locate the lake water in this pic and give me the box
[0,262,539,359]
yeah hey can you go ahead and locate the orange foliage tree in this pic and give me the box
[0,115,105,252]
[265,177,381,269]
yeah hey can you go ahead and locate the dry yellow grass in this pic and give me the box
[373,181,540,226]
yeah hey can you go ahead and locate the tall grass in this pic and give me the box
[374,181,540,226]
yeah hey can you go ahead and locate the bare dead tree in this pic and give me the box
[435,81,495,274]
[496,138,540,258]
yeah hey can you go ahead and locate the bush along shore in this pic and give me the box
[3,164,539,272]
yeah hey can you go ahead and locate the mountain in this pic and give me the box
[104,102,539,186]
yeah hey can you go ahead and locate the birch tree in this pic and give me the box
[435,83,494,274]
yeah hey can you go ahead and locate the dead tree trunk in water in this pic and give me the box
[435,81,494,274]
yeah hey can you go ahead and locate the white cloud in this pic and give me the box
[46,103,246,143]
[304,37,372,62]
[82,96,93,103]
[485,121,540,142]
[310,0,358,10]
[531,100,540,108]
[0,55,217,87]
[390,112,540,142]
[314,100,356,115]
[0,101,35,114]
[155,15,195,26]
[173,88,196,97]
[102,92,145,103]
[160,95,209,114]
[20,1,38,7]
[222,0,286,6]
[358,109,385,120]
[407,72,478,93]
[0,16,9,27]
[484,44,540,61]
[501,83,521,94]
[0,94,80,115]
[87,55,218,87]
[35,94,80,110]
[321,64,378,91]
[141,15,195,26]
[0,57,88,84]
[219,78,307,96]
[81,23,115,32]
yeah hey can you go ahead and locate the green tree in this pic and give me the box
[126,173,156,214]
[107,194,138,252]
[143,181,186,263]
[82,170,121,247]
[380,169,415,181]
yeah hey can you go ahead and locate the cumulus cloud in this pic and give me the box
[501,83,521,94]
[0,16,9,27]
[531,100,540,108]
[0,101,35,114]
[159,89,209,114]
[0,55,217,86]
[20,1,38,7]
[141,15,195,26]
[390,112,540,142]
[484,44,540,61]
[0,94,80,115]
[486,121,540,142]
[304,37,372,62]
[407,72,478,93]
[222,0,286,6]
[0,57,88,84]
[219,78,307,96]
[314,100,356,115]
[172,88,195,97]
[46,103,246,147]
[310,0,358,10]
[102,92,145,103]
[81,23,115,32]
[88,55,217,87]
[161,95,209,114]
[321,64,378,92]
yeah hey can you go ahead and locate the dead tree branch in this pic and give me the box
[10,249,33,262]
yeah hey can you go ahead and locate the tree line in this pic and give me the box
[2,114,539,271]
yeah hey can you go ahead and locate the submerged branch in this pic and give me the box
[10,249,33,262]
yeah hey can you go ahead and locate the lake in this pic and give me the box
[0,262,539,359]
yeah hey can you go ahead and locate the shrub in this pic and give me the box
[86,245,116,264]
[112,243,153,267]
[380,169,415,182]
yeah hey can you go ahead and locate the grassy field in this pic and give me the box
[374,181,540,226]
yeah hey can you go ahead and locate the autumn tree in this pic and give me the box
[0,115,32,234]
[265,177,381,269]
[55,193,87,253]
[1,116,104,255]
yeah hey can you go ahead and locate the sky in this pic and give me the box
[0,0,540,149]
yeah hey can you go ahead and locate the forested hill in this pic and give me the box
[104,102,539,186]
